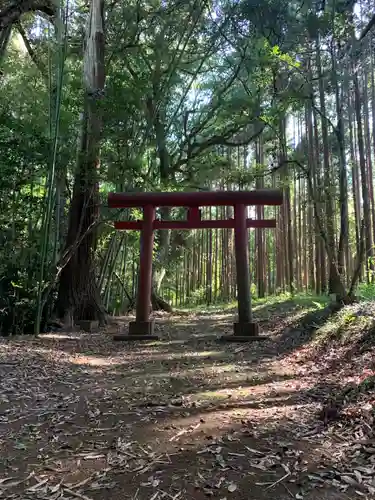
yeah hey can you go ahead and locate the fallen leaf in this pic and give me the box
[14,442,27,450]
[227,483,237,493]
[341,475,358,486]
[354,470,362,483]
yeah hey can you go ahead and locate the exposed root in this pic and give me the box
[151,291,173,313]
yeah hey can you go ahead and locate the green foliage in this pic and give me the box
[342,310,357,325]
[358,374,375,392]
[0,0,374,326]
[357,283,375,301]
[186,286,207,306]
[0,264,38,335]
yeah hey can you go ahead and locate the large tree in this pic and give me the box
[55,0,107,325]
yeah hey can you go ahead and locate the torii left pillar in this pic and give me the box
[114,204,158,341]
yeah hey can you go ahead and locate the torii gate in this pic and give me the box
[108,190,283,342]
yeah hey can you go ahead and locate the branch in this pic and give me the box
[17,22,48,81]
[113,272,134,304]
[162,0,208,96]
[173,118,266,170]
[0,0,56,30]
[359,13,375,41]
[170,51,251,171]
[166,9,228,133]
[187,49,249,140]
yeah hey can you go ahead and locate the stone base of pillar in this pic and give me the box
[220,322,268,342]
[113,321,158,341]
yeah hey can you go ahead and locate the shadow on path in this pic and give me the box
[0,302,365,500]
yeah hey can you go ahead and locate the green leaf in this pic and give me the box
[11,281,23,289]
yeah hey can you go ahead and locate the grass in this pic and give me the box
[357,282,375,301]
[312,303,375,346]
[177,292,375,355]
[177,292,329,315]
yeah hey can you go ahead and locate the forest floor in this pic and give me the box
[0,296,375,500]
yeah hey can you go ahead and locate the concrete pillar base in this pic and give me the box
[128,320,155,335]
[113,321,158,341]
[233,321,259,336]
[113,334,159,341]
[220,322,268,342]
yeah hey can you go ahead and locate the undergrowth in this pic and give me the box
[312,302,375,347]
[178,292,328,315]
[357,282,375,301]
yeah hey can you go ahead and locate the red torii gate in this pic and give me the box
[108,189,283,342]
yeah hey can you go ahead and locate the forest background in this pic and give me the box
[1,0,375,336]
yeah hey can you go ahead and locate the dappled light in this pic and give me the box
[0,299,374,499]
[42,333,83,341]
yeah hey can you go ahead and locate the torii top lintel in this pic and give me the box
[108,189,283,209]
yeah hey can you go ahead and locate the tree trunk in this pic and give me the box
[56,0,106,326]
[148,92,173,309]
[0,24,11,63]
[362,67,375,260]
[370,50,375,244]
[316,41,342,295]
[255,139,265,297]
[305,98,316,291]
[331,45,349,280]
[353,69,373,280]
[348,93,361,262]
[279,117,294,293]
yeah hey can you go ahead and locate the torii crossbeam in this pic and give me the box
[108,189,283,341]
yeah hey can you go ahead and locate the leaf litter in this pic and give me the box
[0,303,374,499]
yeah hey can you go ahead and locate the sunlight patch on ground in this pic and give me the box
[41,333,82,340]
[196,314,233,321]
[69,355,115,367]
[125,349,223,360]
[0,342,15,351]
[39,455,108,485]
[197,362,238,373]
[36,344,226,367]
[23,346,122,368]
[171,319,230,328]
[187,378,306,403]
[23,346,71,360]
[143,402,318,453]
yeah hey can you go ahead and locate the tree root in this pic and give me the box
[151,291,173,313]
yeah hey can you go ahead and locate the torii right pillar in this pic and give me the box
[221,203,266,342]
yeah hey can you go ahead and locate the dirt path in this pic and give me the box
[0,304,373,499]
